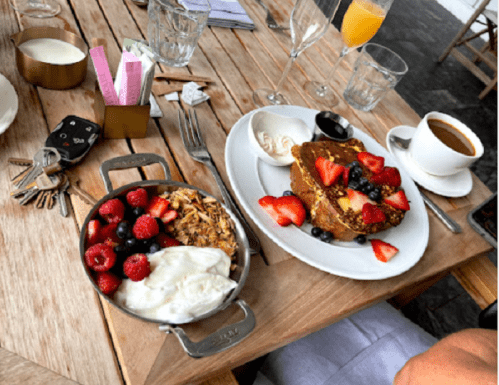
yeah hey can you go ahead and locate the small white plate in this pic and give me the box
[226,105,429,280]
[386,125,473,197]
[0,74,18,135]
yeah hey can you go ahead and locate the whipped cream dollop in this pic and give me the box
[115,246,237,323]
[256,130,295,160]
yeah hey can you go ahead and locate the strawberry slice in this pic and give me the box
[156,233,181,248]
[357,152,385,174]
[343,166,350,187]
[362,203,386,224]
[258,196,292,226]
[370,167,401,187]
[370,239,399,262]
[347,189,375,212]
[275,196,306,227]
[385,190,410,211]
[161,209,178,224]
[86,219,103,246]
[315,156,345,187]
[146,196,170,218]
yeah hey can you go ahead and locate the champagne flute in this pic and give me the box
[253,0,341,107]
[10,0,61,18]
[304,0,393,106]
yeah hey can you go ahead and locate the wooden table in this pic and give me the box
[1,0,496,384]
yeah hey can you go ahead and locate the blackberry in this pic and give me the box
[311,227,323,238]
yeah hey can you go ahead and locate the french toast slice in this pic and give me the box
[290,139,406,241]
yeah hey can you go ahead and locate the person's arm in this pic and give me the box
[394,328,497,385]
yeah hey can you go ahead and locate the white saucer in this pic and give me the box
[386,125,473,197]
[0,74,18,135]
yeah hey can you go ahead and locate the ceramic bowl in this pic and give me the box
[248,110,313,167]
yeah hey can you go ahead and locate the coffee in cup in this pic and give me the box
[409,112,483,176]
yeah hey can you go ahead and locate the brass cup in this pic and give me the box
[11,27,88,90]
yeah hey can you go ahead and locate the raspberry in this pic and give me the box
[96,271,122,295]
[156,233,181,248]
[85,243,117,272]
[101,223,121,248]
[126,188,149,208]
[123,253,151,281]
[86,219,103,246]
[99,198,125,224]
[132,215,160,240]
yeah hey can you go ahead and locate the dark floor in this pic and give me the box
[355,0,498,340]
[236,2,497,383]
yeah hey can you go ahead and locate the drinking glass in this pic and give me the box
[148,0,211,67]
[253,0,341,107]
[304,0,394,106]
[10,0,61,18]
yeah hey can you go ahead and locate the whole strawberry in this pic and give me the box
[123,253,151,281]
[126,188,149,208]
[99,198,125,224]
[85,243,117,272]
[96,271,122,295]
[132,215,160,240]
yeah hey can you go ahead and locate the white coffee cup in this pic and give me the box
[409,112,484,176]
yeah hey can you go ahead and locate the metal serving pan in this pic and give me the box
[79,153,255,358]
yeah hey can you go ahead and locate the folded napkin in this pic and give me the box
[180,0,255,30]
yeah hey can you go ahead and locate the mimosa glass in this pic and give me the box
[304,0,393,106]
[253,0,341,107]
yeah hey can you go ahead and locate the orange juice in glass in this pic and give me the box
[341,0,386,48]
[304,0,394,106]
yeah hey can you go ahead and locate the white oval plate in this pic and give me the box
[0,74,18,135]
[226,105,429,280]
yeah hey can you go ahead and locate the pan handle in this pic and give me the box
[99,153,172,193]
[159,299,255,358]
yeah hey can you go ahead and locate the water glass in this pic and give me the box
[147,0,210,67]
[343,43,408,111]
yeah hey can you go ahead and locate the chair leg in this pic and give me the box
[479,73,497,99]
[439,0,492,62]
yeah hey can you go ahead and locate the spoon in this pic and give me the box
[390,135,462,233]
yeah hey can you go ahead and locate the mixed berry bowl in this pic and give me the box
[79,153,254,358]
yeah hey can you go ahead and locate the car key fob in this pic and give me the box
[45,115,101,168]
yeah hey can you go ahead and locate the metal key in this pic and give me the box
[56,175,70,217]
[16,148,61,190]
[18,174,62,206]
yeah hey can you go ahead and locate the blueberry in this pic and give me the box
[368,189,381,201]
[283,190,294,196]
[125,237,138,249]
[132,207,145,218]
[149,242,161,253]
[114,244,128,255]
[362,183,375,194]
[347,161,360,168]
[320,231,333,243]
[311,227,323,237]
[358,177,369,187]
[116,221,130,239]
[349,167,363,181]
[354,234,367,244]
[348,180,360,190]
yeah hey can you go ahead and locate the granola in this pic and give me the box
[160,188,238,259]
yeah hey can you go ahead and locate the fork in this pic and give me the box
[178,110,261,255]
[255,0,289,30]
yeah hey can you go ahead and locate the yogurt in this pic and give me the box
[18,38,86,65]
[114,246,237,323]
